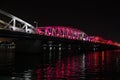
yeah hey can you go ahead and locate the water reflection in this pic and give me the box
[11,69,32,80]
[0,49,120,80]
[0,49,14,74]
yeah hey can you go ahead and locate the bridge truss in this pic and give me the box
[0,9,34,33]
[35,26,88,40]
[35,26,120,47]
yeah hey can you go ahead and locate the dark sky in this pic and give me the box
[0,1,120,43]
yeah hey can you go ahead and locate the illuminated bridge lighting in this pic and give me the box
[35,26,88,40]
[35,26,120,47]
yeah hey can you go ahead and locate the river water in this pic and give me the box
[0,48,120,80]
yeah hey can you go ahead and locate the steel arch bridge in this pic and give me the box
[35,26,88,41]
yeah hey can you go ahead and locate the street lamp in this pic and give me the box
[34,21,38,27]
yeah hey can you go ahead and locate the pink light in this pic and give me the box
[35,69,41,80]
[34,26,120,47]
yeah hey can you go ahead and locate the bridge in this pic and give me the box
[0,9,120,53]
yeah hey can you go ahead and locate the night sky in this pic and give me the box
[0,1,120,43]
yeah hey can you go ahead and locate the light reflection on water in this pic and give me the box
[0,49,120,80]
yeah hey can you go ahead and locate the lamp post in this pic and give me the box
[34,21,38,27]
